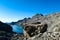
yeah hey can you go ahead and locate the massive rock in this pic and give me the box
[24,13,60,40]
[26,13,60,32]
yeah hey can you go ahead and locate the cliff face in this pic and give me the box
[26,13,60,32]
[25,13,60,40]
[42,12,60,32]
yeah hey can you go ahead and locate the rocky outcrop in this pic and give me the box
[23,13,60,40]
[0,31,24,40]
[26,13,60,32]
[26,14,44,24]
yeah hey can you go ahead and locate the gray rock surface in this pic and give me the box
[26,13,60,32]
[25,13,60,40]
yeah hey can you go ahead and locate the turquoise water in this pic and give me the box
[12,25,23,34]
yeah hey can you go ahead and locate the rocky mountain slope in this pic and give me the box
[25,12,60,40]
[10,12,60,32]
[9,12,60,40]
[26,12,60,32]
[0,21,24,40]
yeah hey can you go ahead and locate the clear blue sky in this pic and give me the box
[0,0,60,22]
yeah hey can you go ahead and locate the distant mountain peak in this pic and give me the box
[32,13,43,18]
[34,13,43,17]
[35,13,43,16]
